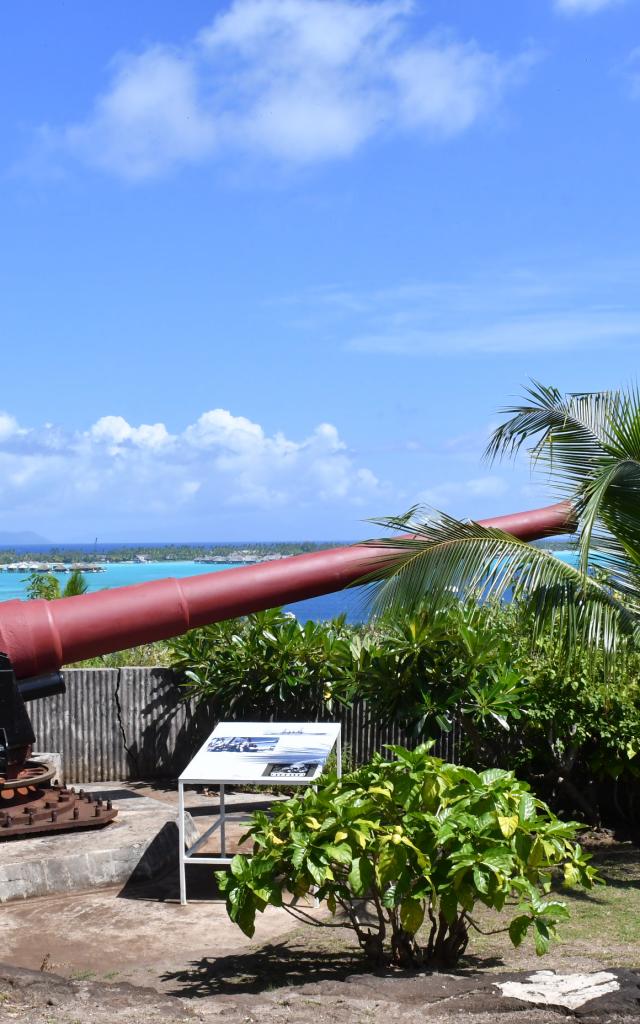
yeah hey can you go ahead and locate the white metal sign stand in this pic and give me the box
[178,721,342,905]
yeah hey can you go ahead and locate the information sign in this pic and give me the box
[177,720,341,904]
[179,720,341,786]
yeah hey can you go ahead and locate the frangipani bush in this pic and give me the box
[217,745,598,966]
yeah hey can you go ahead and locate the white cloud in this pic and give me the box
[0,408,381,532]
[89,415,173,450]
[63,49,217,180]
[554,0,626,13]
[418,474,508,508]
[0,413,20,443]
[281,266,640,356]
[348,310,640,355]
[390,39,529,138]
[44,0,534,179]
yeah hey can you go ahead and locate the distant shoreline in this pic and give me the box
[0,541,345,565]
[0,536,577,567]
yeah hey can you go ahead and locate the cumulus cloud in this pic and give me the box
[554,0,626,13]
[0,408,381,534]
[0,414,20,443]
[63,49,217,180]
[43,0,534,179]
[89,415,173,451]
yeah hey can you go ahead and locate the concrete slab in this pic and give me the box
[0,783,200,902]
[0,867,324,994]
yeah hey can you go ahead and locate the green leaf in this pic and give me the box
[378,845,401,885]
[230,855,248,879]
[563,862,580,887]
[518,793,536,822]
[348,856,374,897]
[533,919,551,956]
[480,768,510,785]
[482,847,514,872]
[306,859,327,885]
[323,843,353,866]
[472,865,489,894]
[400,899,425,934]
[539,900,570,921]
[440,889,458,925]
[509,915,531,947]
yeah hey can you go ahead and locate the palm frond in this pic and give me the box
[584,530,640,606]
[578,457,640,574]
[485,380,618,498]
[604,382,640,461]
[359,507,638,652]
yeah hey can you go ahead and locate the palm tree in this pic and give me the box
[62,569,89,597]
[364,381,640,651]
[24,568,89,600]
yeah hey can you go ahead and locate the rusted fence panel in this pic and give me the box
[29,667,459,783]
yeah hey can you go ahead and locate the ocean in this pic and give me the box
[0,549,578,623]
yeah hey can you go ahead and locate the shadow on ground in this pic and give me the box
[118,862,224,903]
[161,942,508,1000]
[161,943,375,998]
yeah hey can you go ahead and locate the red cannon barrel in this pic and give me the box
[0,502,574,679]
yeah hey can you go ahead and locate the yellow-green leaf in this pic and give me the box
[498,815,519,838]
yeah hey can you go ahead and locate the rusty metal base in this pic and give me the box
[0,762,117,839]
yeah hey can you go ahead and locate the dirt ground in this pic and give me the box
[2,799,639,1023]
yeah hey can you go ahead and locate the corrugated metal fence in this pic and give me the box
[29,667,460,783]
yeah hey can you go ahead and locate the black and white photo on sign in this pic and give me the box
[207,736,279,754]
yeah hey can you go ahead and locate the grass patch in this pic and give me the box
[461,842,640,970]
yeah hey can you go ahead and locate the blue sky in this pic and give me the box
[0,0,639,541]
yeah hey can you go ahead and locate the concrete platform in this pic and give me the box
[0,783,200,902]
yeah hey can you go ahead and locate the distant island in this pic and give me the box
[0,530,50,545]
[0,536,576,567]
[0,541,341,566]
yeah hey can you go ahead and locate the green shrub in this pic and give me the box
[332,601,525,742]
[217,745,598,967]
[168,608,354,720]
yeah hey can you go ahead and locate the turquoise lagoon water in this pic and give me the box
[0,559,369,623]
[0,550,578,623]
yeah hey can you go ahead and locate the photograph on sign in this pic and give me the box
[264,762,319,779]
[180,721,341,784]
[207,736,278,754]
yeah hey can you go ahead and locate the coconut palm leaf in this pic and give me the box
[487,382,640,575]
[485,381,617,494]
[360,508,637,651]
[361,381,640,653]
[63,569,89,597]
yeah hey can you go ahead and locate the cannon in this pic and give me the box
[0,501,572,838]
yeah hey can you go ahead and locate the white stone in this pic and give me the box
[495,971,620,1010]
